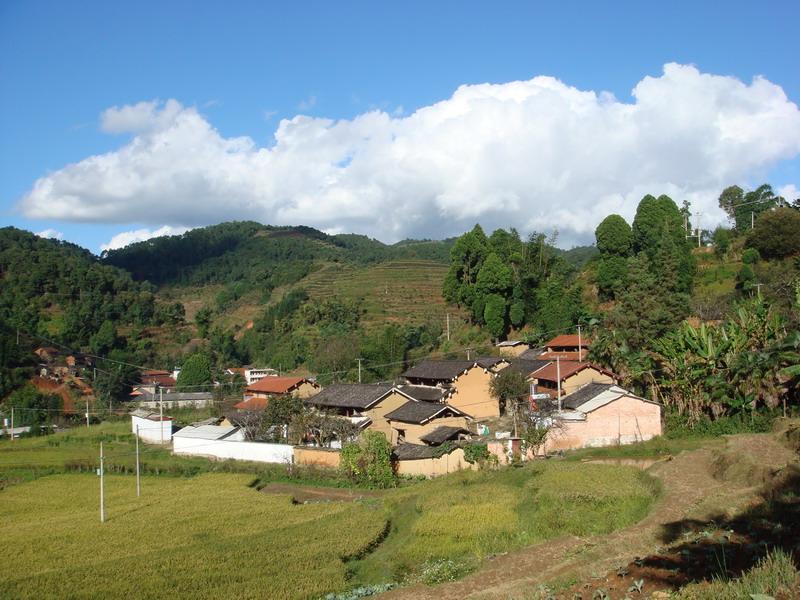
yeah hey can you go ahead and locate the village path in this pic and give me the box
[380,433,794,600]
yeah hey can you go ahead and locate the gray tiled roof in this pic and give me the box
[419,426,469,445]
[560,382,615,410]
[518,348,546,360]
[402,360,474,381]
[505,359,552,376]
[392,443,447,460]
[476,357,506,369]
[397,385,449,403]
[385,400,463,424]
[306,383,394,409]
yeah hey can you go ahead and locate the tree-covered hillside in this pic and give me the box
[0,227,163,346]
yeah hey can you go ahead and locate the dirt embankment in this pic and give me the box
[381,430,800,600]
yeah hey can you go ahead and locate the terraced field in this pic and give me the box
[300,260,456,328]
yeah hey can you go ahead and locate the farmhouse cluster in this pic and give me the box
[131,334,662,477]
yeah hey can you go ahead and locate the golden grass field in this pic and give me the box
[0,423,661,599]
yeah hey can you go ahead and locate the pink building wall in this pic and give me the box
[543,395,662,453]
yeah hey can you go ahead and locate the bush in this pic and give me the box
[417,558,473,585]
[741,247,760,264]
[665,410,776,438]
[462,443,489,464]
[339,431,396,489]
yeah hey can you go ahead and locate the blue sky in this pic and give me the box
[1,0,799,252]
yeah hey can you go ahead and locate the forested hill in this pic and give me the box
[101,221,456,287]
[0,227,160,348]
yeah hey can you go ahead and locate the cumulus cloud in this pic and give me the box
[19,63,800,245]
[778,184,799,202]
[99,225,191,252]
[35,228,64,240]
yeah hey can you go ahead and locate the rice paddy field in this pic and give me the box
[0,424,662,599]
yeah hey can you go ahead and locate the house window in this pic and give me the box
[396,429,406,443]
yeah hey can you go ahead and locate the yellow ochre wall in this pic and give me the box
[447,367,499,419]
[394,448,478,478]
[363,391,410,441]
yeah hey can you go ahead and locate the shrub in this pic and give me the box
[339,431,396,489]
[741,247,760,264]
[462,443,489,464]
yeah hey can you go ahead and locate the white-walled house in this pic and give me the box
[131,410,173,444]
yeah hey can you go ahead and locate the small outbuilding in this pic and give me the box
[541,383,662,453]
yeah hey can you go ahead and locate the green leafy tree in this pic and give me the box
[712,227,732,258]
[483,293,508,339]
[631,194,685,257]
[176,353,212,390]
[489,368,529,416]
[4,384,61,433]
[89,320,118,355]
[195,307,213,338]
[595,214,632,256]
[746,208,800,259]
[596,255,629,300]
[718,185,744,223]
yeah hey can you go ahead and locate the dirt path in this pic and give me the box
[382,433,794,599]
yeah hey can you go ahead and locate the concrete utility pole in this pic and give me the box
[466,347,472,361]
[577,325,582,362]
[10,407,14,443]
[99,442,105,523]
[694,211,702,248]
[751,211,755,229]
[556,356,562,412]
[357,358,363,384]
[85,400,90,429]
[159,387,164,445]
[135,425,141,497]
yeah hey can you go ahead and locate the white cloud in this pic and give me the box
[99,225,191,252]
[35,228,64,240]
[778,183,799,202]
[19,64,800,246]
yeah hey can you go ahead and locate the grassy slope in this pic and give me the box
[0,424,661,599]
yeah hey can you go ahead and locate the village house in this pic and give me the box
[384,400,472,445]
[402,359,501,419]
[530,361,617,399]
[540,382,662,452]
[305,383,413,440]
[130,370,176,397]
[495,340,530,358]
[537,333,591,361]
[235,376,320,410]
[225,366,279,385]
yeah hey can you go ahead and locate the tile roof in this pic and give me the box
[306,383,395,409]
[505,359,552,376]
[537,351,585,361]
[385,401,468,424]
[396,385,450,403]
[233,397,269,410]
[246,376,309,394]
[392,443,447,460]
[476,357,507,369]
[532,361,614,383]
[544,334,590,348]
[560,382,616,410]
[419,426,469,445]
[402,360,475,381]
[518,348,546,360]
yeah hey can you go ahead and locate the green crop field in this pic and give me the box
[0,424,661,599]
